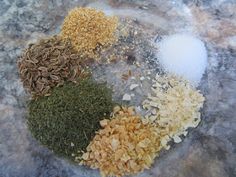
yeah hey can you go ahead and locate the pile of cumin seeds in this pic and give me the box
[18,35,89,98]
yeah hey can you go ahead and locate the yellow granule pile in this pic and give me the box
[142,74,205,143]
[61,7,118,58]
[80,106,167,177]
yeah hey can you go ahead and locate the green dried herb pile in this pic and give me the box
[18,35,88,98]
[27,79,114,161]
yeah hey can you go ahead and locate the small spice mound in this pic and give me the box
[142,74,205,143]
[18,35,88,98]
[81,106,165,177]
[27,79,113,161]
[61,7,118,58]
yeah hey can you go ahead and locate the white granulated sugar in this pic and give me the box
[158,34,207,85]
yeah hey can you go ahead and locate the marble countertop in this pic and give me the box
[0,0,235,177]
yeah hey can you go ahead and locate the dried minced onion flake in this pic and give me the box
[80,107,168,177]
[142,74,205,142]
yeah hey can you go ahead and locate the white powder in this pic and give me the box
[158,34,207,86]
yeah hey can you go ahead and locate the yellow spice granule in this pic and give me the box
[61,7,118,59]
[142,74,205,143]
[80,106,168,177]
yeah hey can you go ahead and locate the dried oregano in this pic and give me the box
[18,35,89,98]
[27,79,114,161]
[61,7,118,59]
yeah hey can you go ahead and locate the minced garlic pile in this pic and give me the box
[142,74,205,143]
[61,7,118,58]
[80,106,167,177]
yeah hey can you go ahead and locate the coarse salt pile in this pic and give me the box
[61,7,118,59]
[158,34,207,85]
[142,74,205,143]
[80,106,169,177]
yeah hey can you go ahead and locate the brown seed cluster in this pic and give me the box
[80,106,166,177]
[61,7,118,59]
[18,35,88,98]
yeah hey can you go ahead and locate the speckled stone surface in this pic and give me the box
[0,0,236,177]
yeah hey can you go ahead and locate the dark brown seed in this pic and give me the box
[20,69,28,75]
[41,71,49,77]
[36,81,44,91]
[17,35,90,98]
[38,66,48,71]
[70,54,78,59]
[50,75,60,81]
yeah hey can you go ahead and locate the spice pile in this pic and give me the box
[16,6,206,177]
[27,79,113,160]
[18,36,88,98]
[80,106,167,177]
[61,7,118,58]
[142,74,205,143]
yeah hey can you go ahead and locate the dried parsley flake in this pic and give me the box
[27,79,114,161]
